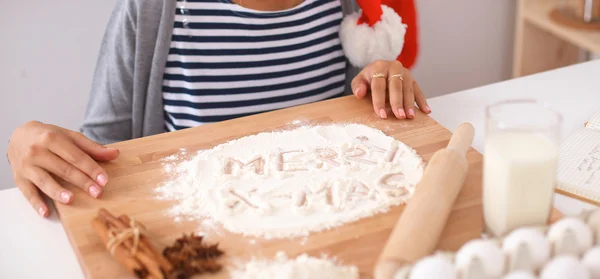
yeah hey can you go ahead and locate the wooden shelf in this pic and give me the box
[522,0,600,53]
[513,0,600,77]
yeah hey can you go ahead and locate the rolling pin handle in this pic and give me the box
[446,123,475,157]
[374,122,475,279]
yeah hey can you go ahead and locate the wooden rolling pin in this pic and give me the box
[374,122,475,279]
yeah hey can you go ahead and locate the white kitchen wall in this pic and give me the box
[0,0,117,190]
[0,0,517,191]
[411,0,517,95]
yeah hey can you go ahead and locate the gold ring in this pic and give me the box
[372,73,386,79]
[388,74,404,82]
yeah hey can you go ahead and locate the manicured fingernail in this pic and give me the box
[398,109,406,119]
[107,147,119,152]
[425,106,431,113]
[379,109,387,119]
[38,206,48,217]
[89,185,102,198]
[354,87,360,95]
[408,108,415,118]
[97,174,108,186]
[60,191,73,203]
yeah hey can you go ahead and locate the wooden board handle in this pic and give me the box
[374,123,475,279]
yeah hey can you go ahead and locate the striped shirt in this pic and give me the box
[162,0,347,131]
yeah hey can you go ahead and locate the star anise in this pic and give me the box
[163,234,225,279]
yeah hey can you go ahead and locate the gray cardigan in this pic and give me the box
[81,0,361,144]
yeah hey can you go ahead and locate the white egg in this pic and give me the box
[587,209,600,244]
[582,247,600,279]
[503,228,550,270]
[547,218,593,255]
[540,255,591,279]
[587,209,600,226]
[503,271,537,279]
[455,239,505,277]
[409,255,456,279]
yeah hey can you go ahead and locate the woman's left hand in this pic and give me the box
[352,60,431,120]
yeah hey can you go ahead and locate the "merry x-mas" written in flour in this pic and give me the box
[157,124,424,238]
[218,136,410,211]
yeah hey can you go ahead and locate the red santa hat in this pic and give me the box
[340,0,418,69]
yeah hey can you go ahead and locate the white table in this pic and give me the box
[428,59,599,216]
[1,60,599,278]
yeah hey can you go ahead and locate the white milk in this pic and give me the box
[484,132,558,237]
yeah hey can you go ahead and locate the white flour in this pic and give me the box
[229,251,359,279]
[156,124,424,239]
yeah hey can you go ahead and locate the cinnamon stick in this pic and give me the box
[115,216,168,279]
[91,218,147,277]
[97,209,168,278]
[120,214,146,230]
[98,208,129,230]
[120,214,173,273]
[136,252,165,279]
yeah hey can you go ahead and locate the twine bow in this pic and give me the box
[106,219,145,256]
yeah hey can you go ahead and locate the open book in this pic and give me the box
[557,111,600,205]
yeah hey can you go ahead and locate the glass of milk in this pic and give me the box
[483,100,562,237]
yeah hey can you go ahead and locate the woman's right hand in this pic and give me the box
[7,121,120,217]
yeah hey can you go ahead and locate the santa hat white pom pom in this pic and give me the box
[340,5,407,68]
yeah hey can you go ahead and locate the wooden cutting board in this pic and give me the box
[55,96,486,278]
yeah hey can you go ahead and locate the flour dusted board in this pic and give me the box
[55,96,484,279]
[156,124,426,240]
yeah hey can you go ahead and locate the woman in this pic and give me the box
[7,0,430,217]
